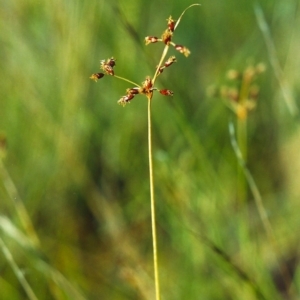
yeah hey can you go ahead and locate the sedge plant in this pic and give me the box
[209,65,296,297]
[90,4,200,299]
[209,63,266,204]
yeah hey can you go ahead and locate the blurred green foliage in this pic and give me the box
[1,0,300,299]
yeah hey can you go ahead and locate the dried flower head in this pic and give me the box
[167,16,176,32]
[145,14,192,56]
[145,36,161,45]
[118,93,135,106]
[164,56,177,67]
[100,57,116,76]
[141,76,154,96]
[174,45,190,57]
[107,57,116,67]
[159,89,174,96]
[157,56,177,75]
[161,29,173,45]
[90,57,117,82]
[126,87,141,95]
[90,73,105,82]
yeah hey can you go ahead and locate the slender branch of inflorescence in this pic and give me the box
[152,45,170,85]
[114,75,141,88]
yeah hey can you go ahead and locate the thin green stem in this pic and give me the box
[237,116,247,204]
[0,237,39,300]
[146,7,201,298]
[147,33,171,300]
[254,3,298,116]
[147,96,160,300]
[145,6,200,298]
[236,72,250,204]
[174,4,201,30]
[152,3,200,85]
[113,75,141,88]
[229,122,294,296]
[152,45,169,84]
[0,160,40,247]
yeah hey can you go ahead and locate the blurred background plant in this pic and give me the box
[1,0,300,299]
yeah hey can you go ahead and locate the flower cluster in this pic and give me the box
[90,13,193,106]
[208,63,266,120]
[90,57,116,81]
[157,56,177,75]
[90,56,174,106]
[145,16,190,57]
[117,77,173,107]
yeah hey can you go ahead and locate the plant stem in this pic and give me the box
[145,6,200,297]
[0,237,39,300]
[237,114,247,204]
[153,45,169,84]
[148,39,169,300]
[0,160,40,247]
[236,70,250,204]
[114,75,140,88]
[229,122,294,296]
[147,96,160,300]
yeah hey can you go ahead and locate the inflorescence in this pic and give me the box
[207,63,266,120]
[90,16,191,107]
[144,16,190,57]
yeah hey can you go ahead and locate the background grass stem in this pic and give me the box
[0,237,39,300]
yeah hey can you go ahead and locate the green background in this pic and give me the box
[1,0,300,299]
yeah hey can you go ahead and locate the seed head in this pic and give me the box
[90,73,105,82]
[167,16,176,32]
[164,56,177,67]
[159,89,174,96]
[161,29,173,45]
[142,76,153,91]
[175,44,190,57]
[100,57,116,76]
[118,93,135,106]
[107,57,116,67]
[126,87,141,95]
[145,36,161,45]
